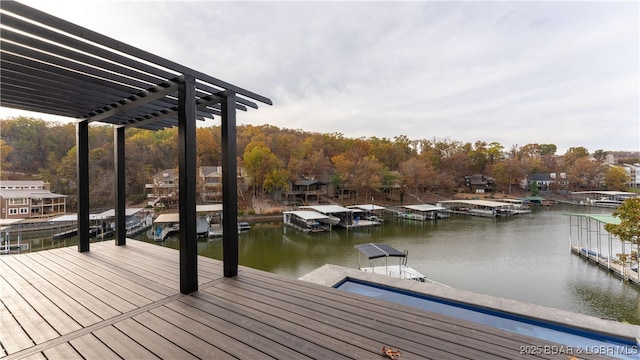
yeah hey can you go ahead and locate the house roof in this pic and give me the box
[294,179,325,186]
[0,1,271,131]
[0,189,66,199]
[200,166,222,177]
[154,169,179,180]
[529,174,554,181]
[0,180,46,188]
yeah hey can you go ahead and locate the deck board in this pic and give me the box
[40,342,83,360]
[92,325,161,359]
[236,270,549,356]
[0,301,33,354]
[171,296,320,360]
[68,333,120,359]
[213,274,524,359]
[1,257,81,337]
[8,254,119,322]
[0,239,617,360]
[33,250,144,310]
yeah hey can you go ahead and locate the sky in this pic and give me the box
[1,1,639,154]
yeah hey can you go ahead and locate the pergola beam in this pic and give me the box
[84,78,181,123]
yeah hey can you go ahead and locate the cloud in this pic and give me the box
[6,0,639,153]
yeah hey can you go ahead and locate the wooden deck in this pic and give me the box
[1,240,613,359]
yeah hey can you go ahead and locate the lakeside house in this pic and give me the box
[521,173,568,193]
[464,174,496,194]
[0,180,67,220]
[199,166,223,203]
[146,166,249,208]
[285,178,328,206]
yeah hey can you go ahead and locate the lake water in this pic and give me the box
[138,203,640,325]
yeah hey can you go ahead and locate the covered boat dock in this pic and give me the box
[397,204,448,220]
[437,199,518,217]
[355,242,426,281]
[283,210,332,233]
[564,213,639,285]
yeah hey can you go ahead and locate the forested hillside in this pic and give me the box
[1,117,638,211]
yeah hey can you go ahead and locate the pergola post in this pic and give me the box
[221,91,239,277]
[178,74,198,294]
[76,120,90,252]
[114,126,126,246]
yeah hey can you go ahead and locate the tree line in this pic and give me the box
[1,117,638,211]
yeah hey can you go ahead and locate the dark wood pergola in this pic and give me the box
[0,1,271,293]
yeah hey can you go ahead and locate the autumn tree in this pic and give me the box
[0,139,13,178]
[604,166,630,191]
[1,117,54,174]
[491,158,525,194]
[592,149,608,162]
[353,156,385,203]
[563,146,590,168]
[567,157,605,190]
[604,198,640,280]
[196,127,221,166]
[243,141,280,198]
[399,157,436,196]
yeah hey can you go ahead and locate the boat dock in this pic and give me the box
[355,242,427,282]
[299,205,382,229]
[437,199,525,217]
[570,246,639,285]
[565,213,640,286]
[396,204,448,221]
[283,211,332,233]
[1,239,620,360]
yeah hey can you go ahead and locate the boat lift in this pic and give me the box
[355,243,426,282]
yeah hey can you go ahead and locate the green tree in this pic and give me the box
[604,198,640,281]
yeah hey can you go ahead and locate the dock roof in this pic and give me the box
[402,204,446,212]
[439,199,513,208]
[355,243,406,259]
[283,211,330,221]
[562,213,621,225]
[347,204,387,211]
[300,205,352,214]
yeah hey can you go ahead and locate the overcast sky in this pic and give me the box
[2,1,639,154]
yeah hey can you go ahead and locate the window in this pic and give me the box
[9,208,18,215]
[19,207,29,214]
[9,198,28,205]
